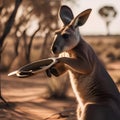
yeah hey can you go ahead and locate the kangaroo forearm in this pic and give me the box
[58,57,92,74]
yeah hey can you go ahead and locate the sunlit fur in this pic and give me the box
[51,6,120,120]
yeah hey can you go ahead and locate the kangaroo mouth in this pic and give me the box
[52,51,61,55]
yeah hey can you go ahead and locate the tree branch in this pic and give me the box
[27,25,41,62]
[0,0,22,48]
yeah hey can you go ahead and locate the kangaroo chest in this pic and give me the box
[69,69,95,105]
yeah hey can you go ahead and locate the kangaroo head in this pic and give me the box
[51,5,92,54]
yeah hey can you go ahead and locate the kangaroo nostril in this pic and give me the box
[52,46,57,53]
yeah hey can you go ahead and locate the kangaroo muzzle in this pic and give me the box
[52,45,62,54]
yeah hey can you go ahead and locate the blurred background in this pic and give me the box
[0,0,120,69]
[0,0,120,118]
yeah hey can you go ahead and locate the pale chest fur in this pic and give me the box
[59,51,96,106]
[69,70,84,108]
[68,70,95,108]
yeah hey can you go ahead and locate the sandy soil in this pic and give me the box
[0,73,77,120]
[0,62,120,120]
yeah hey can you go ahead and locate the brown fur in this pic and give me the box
[49,5,120,120]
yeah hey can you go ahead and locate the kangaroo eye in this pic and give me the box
[62,33,69,39]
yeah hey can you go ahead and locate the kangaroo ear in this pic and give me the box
[59,5,74,25]
[73,9,92,28]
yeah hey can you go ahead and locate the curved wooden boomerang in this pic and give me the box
[8,57,58,78]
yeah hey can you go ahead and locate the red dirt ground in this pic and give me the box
[0,62,120,120]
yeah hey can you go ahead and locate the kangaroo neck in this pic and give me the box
[68,38,120,104]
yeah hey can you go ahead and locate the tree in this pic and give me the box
[23,0,61,58]
[98,6,117,35]
[7,0,61,70]
[0,0,22,105]
[10,0,61,62]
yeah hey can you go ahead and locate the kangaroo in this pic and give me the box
[47,5,120,120]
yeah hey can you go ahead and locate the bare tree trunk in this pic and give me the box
[14,23,23,56]
[0,4,3,14]
[22,29,29,62]
[13,9,32,57]
[106,21,110,36]
[0,0,22,48]
[40,31,50,58]
[27,25,41,62]
[14,37,20,56]
[0,0,22,105]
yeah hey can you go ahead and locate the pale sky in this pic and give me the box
[62,0,120,35]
